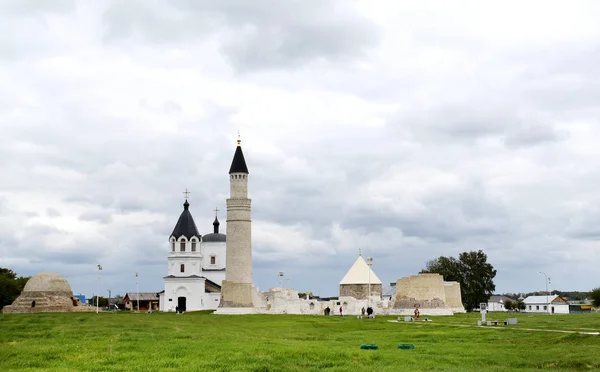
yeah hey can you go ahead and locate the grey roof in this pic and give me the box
[203,233,226,242]
[163,275,204,279]
[203,268,226,272]
[170,200,201,240]
[229,145,249,174]
[382,285,396,298]
[488,295,514,303]
[124,292,159,301]
[523,295,561,304]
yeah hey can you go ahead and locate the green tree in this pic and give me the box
[503,299,513,310]
[422,256,461,282]
[422,250,497,312]
[0,268,30,310]
[590,287,600,308]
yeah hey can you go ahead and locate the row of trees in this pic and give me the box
[0,268,30,310]
[499,291,591,301]
[421,250,497,312]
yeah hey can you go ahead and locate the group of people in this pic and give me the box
[323,306,374,317]
[360,306,374,317]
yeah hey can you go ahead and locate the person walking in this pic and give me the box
[339,306,343,316]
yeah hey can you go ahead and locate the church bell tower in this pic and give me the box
[219,134,254,307]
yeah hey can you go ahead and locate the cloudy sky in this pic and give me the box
[2,0,600,299]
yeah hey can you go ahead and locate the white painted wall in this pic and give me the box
[202,241,226,269]
[163,278,222,312]
[524,303,569,314]
[488,301,507,312]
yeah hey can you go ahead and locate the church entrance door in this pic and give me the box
[178,297,186,312]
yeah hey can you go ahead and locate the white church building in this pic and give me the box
[158,201,227,312]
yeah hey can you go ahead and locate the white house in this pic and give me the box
[523,295,570,314]
[487,295,514,311]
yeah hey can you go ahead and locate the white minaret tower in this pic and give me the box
[219,134,254,307]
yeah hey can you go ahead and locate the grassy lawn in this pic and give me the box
[0,311,598,371]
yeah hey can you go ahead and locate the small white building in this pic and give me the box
[159,199,226,312]
[523,295,570,314]
[487,295,514,311]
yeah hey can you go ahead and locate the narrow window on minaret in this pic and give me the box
[180,264,184,273]
[191,241,196,252]
[210,256,216,265]
[172,242,175,252]
[180,239,186,252]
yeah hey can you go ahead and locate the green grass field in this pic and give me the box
[1,311,598,371]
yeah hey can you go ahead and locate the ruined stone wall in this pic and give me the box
[394,273,447,309]
[339,284,382,300]
[444,281,464,310]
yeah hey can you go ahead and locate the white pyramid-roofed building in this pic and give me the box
[339,255,383,300]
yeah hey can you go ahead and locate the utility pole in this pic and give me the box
[136,272,139,312]
[96,265,102,313]
[367,257,373,309]
[539,271,549,313]
[108,289,111,310]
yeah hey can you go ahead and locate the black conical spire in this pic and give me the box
[213,216,220,234]
[170,198,200,239]
[229,134,249,174]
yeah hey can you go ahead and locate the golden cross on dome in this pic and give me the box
[214,207,220,217]
[183,189,191,200]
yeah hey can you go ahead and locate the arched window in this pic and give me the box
[191,240,197,252]
[180,238,186,252]
[180,264,185,273]
[210,255,216,265]
[171,240,175,252]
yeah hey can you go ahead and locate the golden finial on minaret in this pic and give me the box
[237,131,241,146]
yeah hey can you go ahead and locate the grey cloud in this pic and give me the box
[0,0,75,15]
[79,211,113,224]
[31,250,97,265]
[398,105,517,143]
[47,208,61,217]
[566,205,600,240]
[162,101,182,114]
[102,0,380,70]
[504,124,568,148]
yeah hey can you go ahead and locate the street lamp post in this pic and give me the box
[367,257,373,309]
[136,272,139,312]
[96,265,102,313]
[108,289,111,311]
[539,271,550,314]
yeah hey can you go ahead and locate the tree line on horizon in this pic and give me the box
[0,268,30,310]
